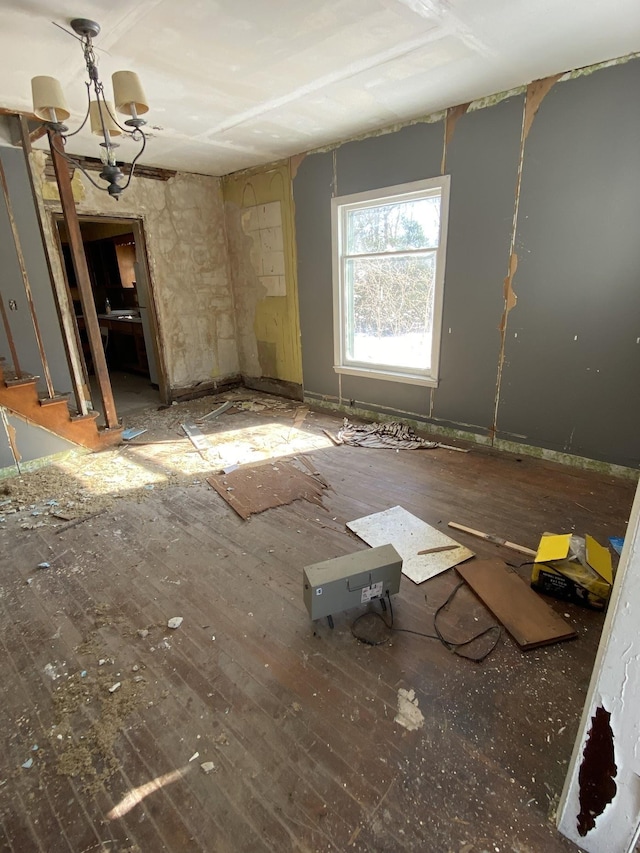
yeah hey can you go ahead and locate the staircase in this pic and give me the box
[0,358,122,451]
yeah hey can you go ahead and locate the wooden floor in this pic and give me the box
[0,404,636,853]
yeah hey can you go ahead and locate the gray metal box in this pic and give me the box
[303,544,402,620]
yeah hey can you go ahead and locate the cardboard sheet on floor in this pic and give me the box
[456,559,577,650]
[207,461,325,520]
[346,505,473,584]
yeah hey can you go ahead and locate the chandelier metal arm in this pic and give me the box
[48,132,113,194]
[59,81,92,139]
[115,129,147,192]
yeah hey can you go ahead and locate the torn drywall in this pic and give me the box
[440,102,470,174]
[522,74,563,141]
[577,705,617,836]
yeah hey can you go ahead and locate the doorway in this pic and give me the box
[55,216,165,421]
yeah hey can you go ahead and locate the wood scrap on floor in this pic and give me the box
[181,422,212,459]
[347,505,473,584]
[337,418,467,451]
[448,521,537,557]
[322,428,342,445]
[292,406,309,430]
[456,559,577,650]
[207,460,326,520]
[195,400,233,422]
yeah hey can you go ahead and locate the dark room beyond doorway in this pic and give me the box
[56,217,161,422]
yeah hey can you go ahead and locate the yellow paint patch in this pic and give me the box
[223,164,302,385]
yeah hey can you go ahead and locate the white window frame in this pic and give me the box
[331,175,450,388]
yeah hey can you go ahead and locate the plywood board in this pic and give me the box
[456,559,577,650]
[346,505,473,584]
[207,461,325,520]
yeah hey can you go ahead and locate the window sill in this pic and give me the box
[333,364,438,388]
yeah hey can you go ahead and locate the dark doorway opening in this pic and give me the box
[56,216,164,421]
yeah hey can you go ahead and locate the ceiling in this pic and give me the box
[0,0,639,177]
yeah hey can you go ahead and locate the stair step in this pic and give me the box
[4,377,38,389]
[39,394,71,407]
[71,411,100,422]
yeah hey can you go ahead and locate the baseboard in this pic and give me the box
[242,376,303,401]
[304,393,639,481]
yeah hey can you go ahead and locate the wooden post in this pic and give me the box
[47,129,118,429]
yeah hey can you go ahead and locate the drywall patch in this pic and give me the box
[241,201,286,296]
[440,102,470,174]
[577,705,617,836]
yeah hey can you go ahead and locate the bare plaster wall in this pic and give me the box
[31,151,239,394]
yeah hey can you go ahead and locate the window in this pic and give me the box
[331,176,450,387]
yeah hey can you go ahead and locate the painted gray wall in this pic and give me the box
[0,143,72,394]
[0,407,76,476]
[294,59,640,469]
[497,62,640,465]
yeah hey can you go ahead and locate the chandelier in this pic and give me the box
[31,18,150,199]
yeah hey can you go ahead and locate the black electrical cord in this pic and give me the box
[350,586,502,662]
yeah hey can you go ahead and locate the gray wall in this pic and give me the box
[0,143,72,394]
[0,407,77,476]
[294,59,640,469]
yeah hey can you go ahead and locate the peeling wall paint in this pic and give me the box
[558,480,640,851]
[31,151,239,394]
[222,164,302,387]
[490,73,559,440]
[440,102,470,174]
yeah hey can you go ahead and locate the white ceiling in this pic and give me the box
[0,0,639,176]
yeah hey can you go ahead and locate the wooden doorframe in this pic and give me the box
[51,212,169,408]
[557,477,640,851]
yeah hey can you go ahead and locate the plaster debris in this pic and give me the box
[189,751,200,762]
[394,688,424,732]
[137,629,149,639]
[167,617,183,630]
[338,419,465,452]
[37,561,50,570]
[200,761,216,774]
[21,758,33,769]
[108,682,121,694]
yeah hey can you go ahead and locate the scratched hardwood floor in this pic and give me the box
[0,405,635,853]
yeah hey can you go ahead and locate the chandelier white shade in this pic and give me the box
[112,71,149,117]
[31,18,150,199]
[31,76,71,123]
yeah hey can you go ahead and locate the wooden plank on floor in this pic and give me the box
[456,559,578,650]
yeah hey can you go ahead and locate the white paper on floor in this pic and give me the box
[346,505,474,584]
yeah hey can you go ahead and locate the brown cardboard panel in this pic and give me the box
[207,460,325,520]
[457,559,577,650]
